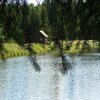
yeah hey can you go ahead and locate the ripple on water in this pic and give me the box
[0,54,100,100]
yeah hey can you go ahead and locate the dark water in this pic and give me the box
[0,54,100,100]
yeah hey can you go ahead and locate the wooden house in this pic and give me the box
[33,30,48,44]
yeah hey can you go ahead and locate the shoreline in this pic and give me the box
[0,41,100,60]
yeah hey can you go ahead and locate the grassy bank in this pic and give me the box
[0,43,28,59]
[0,43,52,59]
[0,40,100,59]
[52,40,100,54]
[64,40,99,54]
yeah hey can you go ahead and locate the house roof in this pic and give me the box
[40,30,48,38]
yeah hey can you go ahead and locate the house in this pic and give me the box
[33,30,48,44]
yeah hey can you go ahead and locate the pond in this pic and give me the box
[0,54,100,100]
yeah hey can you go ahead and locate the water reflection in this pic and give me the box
[50,71,59,100]
[0,54,100,100]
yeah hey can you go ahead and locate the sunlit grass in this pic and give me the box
[2,43,28,58]
[0,40,99,59]
[31,43,51,54]
[0,43,52,59]
[64,40,99,54]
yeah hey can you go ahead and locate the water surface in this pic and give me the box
[0,54,100,100]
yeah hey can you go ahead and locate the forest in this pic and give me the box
[0,0,100,57]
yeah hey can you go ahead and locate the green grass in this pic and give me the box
[0,43,52,59]
[2,43,28,58]
[64,40,99,54]
[0,40,100,59]
[31,43,51,54]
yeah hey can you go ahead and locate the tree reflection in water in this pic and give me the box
[26,44,41,72]
[60,54,72,74]
[55,40,72,75]
[26,41,72,74]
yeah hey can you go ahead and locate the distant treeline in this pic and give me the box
[0,0,100,45]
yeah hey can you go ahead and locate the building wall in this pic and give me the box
[33,31,48,44]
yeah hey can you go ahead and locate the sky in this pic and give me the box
[28,0,43,5]
[28,0,86,5]
[28,0,37,5]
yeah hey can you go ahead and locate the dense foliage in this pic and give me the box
[0,0,100,45]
